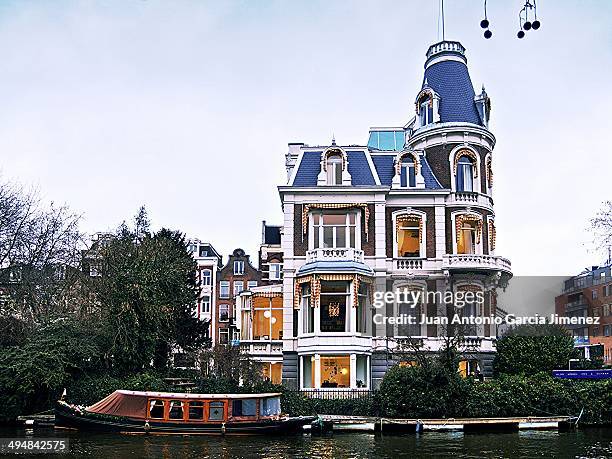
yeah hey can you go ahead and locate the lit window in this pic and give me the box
[457,221,477,254]
[234,281,244,297]
[397,217,421,257]
[234,260,244,275]
[219,304,229,322]
[269,263,282,280]
[326,153,343,185]
[253,296,283,340]
[400,156,416,188]
[220,281,230,298]
[312,212,358,249]
[320,356,350,388]
[456,156,474,192]
[247,281,258,290]
[201,269,211,286]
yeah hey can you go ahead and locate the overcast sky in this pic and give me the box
[1,0,610,275]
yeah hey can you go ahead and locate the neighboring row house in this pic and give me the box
[555,264,612,364]
[237,40,513,390]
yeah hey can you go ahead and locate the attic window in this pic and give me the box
[419,97,433,126]
[326,153,343,185]
[400,156,416,188]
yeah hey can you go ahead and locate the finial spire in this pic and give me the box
[331,134,336,146]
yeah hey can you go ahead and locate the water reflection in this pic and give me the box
[0,427,610,458]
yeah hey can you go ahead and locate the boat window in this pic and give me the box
[232,399,257,417]
[261,397,281,416]
[168,401,184,420]
[149,400,165,419]
[188,401,205,420]
[208,401,225,421]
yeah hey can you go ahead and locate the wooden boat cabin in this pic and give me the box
[56,390,314,434]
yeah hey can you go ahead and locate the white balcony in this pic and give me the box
[239,341,283,356]
[393,258,442,272]
[446,192,493,208]
[442,254,511,274]
[306,248,364,264]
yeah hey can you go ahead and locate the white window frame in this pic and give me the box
[220,281,230,299]
[451,213,483,256]
[392,211,426,259]
[201,269,211,286]
[247,280,258,290]
[326,154,343,185]
[269,263,282,280]
[310,211,361,251]
[233,260,245,275]
[202,295,211,313]
[234,281,244,297]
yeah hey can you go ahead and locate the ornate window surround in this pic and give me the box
[392,208,427,259]
[392,280,427,338]
[317,146,351,186]
[451,210,484,255]
[449,145,482,193]
[414,87,441,127]
[485,153,493,192]
[391,150,425,189]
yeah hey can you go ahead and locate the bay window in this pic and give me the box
[397,290,422,337]
[320,281,350,333]
[301,283,314,334]
[321,356,350,388]
[356,283,369,334]
[312,212,358,249]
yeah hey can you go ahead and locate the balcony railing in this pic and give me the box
[446,192,493,208]
[442,254,511,273]
[239,341,283,355]
[306,248,364,264]
[395,258,423,270]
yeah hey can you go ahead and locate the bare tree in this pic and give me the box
[0,179,83,322]
[591,200,612,263]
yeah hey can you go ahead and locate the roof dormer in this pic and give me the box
[316,145,352,186]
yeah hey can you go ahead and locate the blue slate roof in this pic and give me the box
[370,154,443,189]
[291,150,376,187]
[423,60,483,126]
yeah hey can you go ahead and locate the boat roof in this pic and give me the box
[114,390,282,399]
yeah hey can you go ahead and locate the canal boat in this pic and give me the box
[55,390,315,435]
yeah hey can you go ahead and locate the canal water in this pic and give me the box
[0,427,611,458]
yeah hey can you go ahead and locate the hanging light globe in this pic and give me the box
[532,20,541,30]
[517,30,525,39]
[484,30,492,39]
[523,21,532,30]
[480,19,489,28]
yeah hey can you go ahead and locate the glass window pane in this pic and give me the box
[322,214,345,225]
[149,400,165,419]
[336,226,346,248]
[349,226,355,248]
[348,213,356,224]
[169,401,184,420]
[335,164,342,184]
[409,165,416,187]
[188,401,204,420]
[208,402,225,421]
[395,131,405,150]
[378,131,395,150]
[367,131,379,149]
[323,227,333,248]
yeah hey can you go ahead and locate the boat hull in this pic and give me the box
[55,402,315,435]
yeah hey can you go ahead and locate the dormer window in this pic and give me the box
[456,156,474,192]
[400,156,416,188]
[326,153,343,185]
[419,98,433,126]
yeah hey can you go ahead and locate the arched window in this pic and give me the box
[419,97,434,126]
[397,216,421,257]
[326,153,343,185]
[400,156,416,188]
[201,269,211,286]
[456,156,474,192]
[457,221,477,254]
